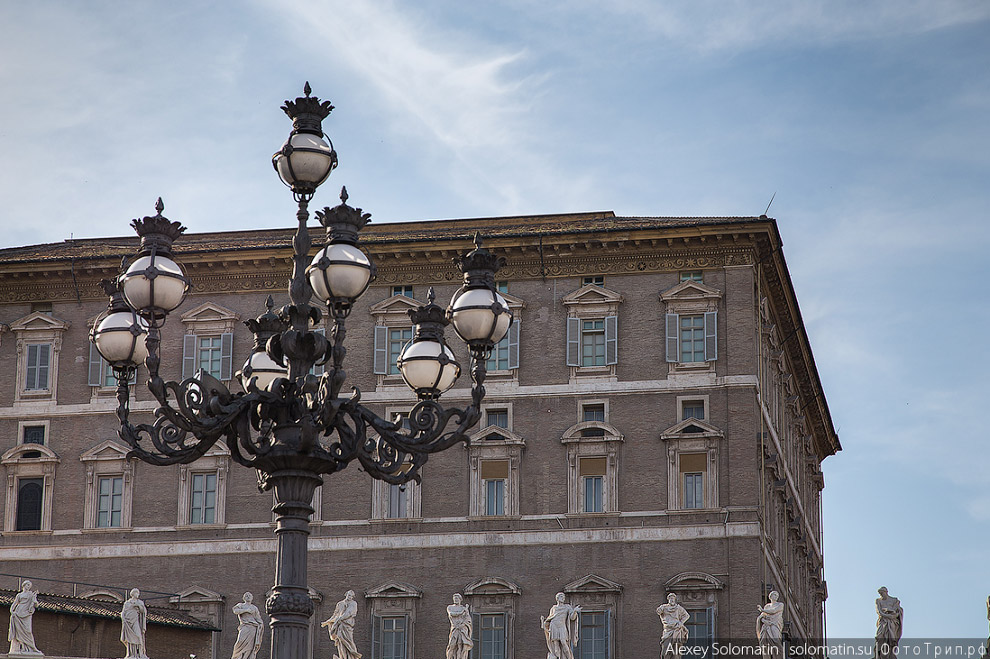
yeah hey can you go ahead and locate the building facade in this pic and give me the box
[0,210,839,658]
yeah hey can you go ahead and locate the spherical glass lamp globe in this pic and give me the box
[91,311,150,367]
[448,289,512,345]
[397,339,460,397]
[239,351,288,392]
[274,133,336,193]
[307,243,374,304]
[120,254,188,316]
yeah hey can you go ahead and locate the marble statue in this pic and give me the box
[322,590,361,659]
[230,592,265,659]
[8,580,42,655]
[757,591,784,656]
[874,587,903,659]
[657,593,690,659]
[541,592,581,659]
[120,588,149,659]
[446,593,473,659]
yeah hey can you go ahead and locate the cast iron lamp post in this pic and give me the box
[90,84,512,659]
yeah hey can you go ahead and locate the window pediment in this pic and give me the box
[179,302,239,334]
[561,421,624,443]
[2,443,60,464]
[10,312,70,333]
[170,586,225,603]
[365,581,422,599]
[463,577,521,597]
[665,572,724,591]
[470,426,526,445]
[563,574,623,595]
[659,280,722,303]
[498,291,526,310]
[562,284,623,315]
[660,418,723,440]
[80,440,131,463]
[370,295,422,316]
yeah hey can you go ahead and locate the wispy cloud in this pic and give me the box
[255,0,592,216]
[592,0,990,52]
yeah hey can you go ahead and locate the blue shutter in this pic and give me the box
[604,315,618,365]
[312,328,326,376]
[665,313,679,362]
[566,317,580,367]
[182,334,197,379]
[373,326,388,375]
[506,320,520,370]
[704,311,717,362]
[220,332,234,380]
[88,343,104,386]
[371,615,381,659]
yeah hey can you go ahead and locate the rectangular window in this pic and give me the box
[374,616,407,659]
[495,281,509,294]
[580,457,606,513]
[190,472,217,524]
[686,608,714,646]
[582,276,604,287]
[22,426,45,445]
[198,336,223,378]
[30,302,53,315]
[582,404,605,423]
[25,344,51,390]
[680,453,707,509]
[387,483,408,519]
[581,320,606,367]
[388,328,412,375]
[680,271,703,282]
[486,410,508,429]
[682,401,705,420]
[471,613,507,659]
[97,475,124,528]
[481,460,508,516]
[392,285,414,298]
[679,315,706,363]
[487,336,511,371]
[579,611,609,659]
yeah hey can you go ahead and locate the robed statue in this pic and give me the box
[120,588,148,659]
[8,580,42,655]
[541,592,581,659]
[446,593,473,659]
[322,590,361,659]
[874,587,903,659]
[230,592,265,659]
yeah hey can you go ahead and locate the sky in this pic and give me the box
[1,0,989,639]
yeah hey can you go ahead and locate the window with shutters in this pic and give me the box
[369,294,421,385]
[2,442,59,533]
[10,311,69,402]
[179,302,239,382]
[659,280,721,374]
[485,289,523,376]
[176,442,229,527]
[469,412,524,517]
[367,582,421,659]
[564,575,622,659]
[81,440,135,530]
[464,577,520,659]
[562,284,623,380]
[561,419,622,515]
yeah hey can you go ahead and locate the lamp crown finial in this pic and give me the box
[281,85,334,135]
[315,190,371,244]
[130,198,185,254]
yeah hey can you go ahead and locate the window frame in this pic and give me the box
[563,284,623,379]
[561,421,623,515]
[677,395,709,423]
[366,581,422,659]
[81,440,135,531]
[10,311,69,403]
[660,419,723,512]
[2,442,59,533]
[563,575,622,659]
[179,302,240,382]
[468,415,524,518]
[176,443,229,528]
[464,577,521,659]
[659,280,721,373]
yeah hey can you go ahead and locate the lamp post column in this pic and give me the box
[265,454,322,659]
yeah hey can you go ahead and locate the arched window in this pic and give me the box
[16,479,43,531]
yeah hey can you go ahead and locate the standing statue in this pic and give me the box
[8,580,42,655]
[874,587,903,659]
[230,593,265,659]
[321,590,361,659]
[120,588,149,659]
[756,591,784,656]
[446,593,473,659]
[657,593,690,659]
[541,592,581,659]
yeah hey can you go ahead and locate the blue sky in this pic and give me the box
[1,0,988,638]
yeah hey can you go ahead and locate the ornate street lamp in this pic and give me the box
[91,84,511,659]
